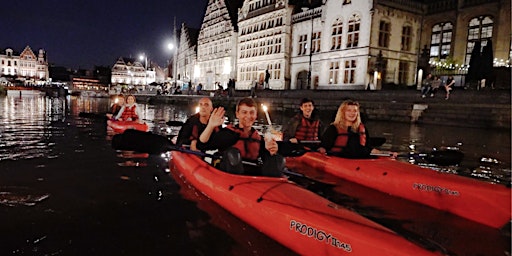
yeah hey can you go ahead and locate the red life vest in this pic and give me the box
[226,124,261,161]
[294,116,320,141]
[120,105,138,121]
[331,124,367,153]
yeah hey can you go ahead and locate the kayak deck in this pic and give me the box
[169,151,441,256]
[286,152,511,229]
[107,120,149,133]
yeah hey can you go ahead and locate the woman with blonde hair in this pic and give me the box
[317,100,391,158]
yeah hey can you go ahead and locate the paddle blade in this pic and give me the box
[166,120,184,127]
[112,130,172,154]
[277,141,309,157]
[79,112,107,120]
[368,137,386,147]
[426,149,464,166]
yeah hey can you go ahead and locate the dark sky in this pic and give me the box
[0,0,207,70]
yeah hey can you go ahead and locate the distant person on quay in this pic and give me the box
[430,76,442,97]
[421,73,433,98]
[176,97,218,151]
[283,98,324,150]
[114,95,143,122]
[317,100,395,159]
[199,98,283,176]
[444,76,455,100]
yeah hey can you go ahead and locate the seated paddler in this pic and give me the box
[317,100,394,159]
[198,97,283,177]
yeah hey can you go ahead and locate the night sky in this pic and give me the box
[0,0,207,70]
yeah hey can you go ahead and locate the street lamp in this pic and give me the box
[139,54,147,88]
[302,2,314,90]
[168,42,178,87]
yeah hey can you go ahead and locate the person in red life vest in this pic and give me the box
[199,98,283,176]
[114,95,143,122]
[317,100,394,159]
[176,97,217,151]
[106,94,125,120]
[282,98,324,150]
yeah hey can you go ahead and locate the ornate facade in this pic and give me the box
[176,23,199,90]
[0,46,49,85]
[181,0,510,90]
[237,0,292,90]
[195,0,242,90]
[110,57,155,87]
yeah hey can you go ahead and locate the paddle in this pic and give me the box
[112,130,334,185]
[277,141,464,166]
[78,112,107,119]
[295,137,386,148]
[166,120,185,127]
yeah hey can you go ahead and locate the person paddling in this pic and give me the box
[176,97,218,151]
[114,95,143,123]
[199,98,283,176]
[106,94,125,119]
[317,100,395,158]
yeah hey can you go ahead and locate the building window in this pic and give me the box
[378,20,391,48]
[328,61,339,84]
[331,18,343,50]
[465,16,493,65]
[273,63,281,79]
[398,61,409,85]
[346,14,360,48]
[298,34,308,56]
[429,22,452,61]
[312,32,321,53]
[343,60,356,84]
[401,25,412,51]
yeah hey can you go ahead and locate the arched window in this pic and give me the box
[331,18,343,50]
[346,14,360,48]
[465,16,493,64]
[429,22,452,61]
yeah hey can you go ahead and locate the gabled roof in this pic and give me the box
[186,26,200,48]
[225,0,244,31]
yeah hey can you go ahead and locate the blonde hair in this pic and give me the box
[332,100,361,131]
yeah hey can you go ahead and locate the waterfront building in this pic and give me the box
[176,23,199,91]
[236,0,293,90]
[420,0,511,80]
[110,57,155,88]
[0,46,49,85]
[195,0,242,90]
[181,0,511,90]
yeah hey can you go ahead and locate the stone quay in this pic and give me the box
[132,88,510,130]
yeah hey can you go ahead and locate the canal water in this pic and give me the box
[0,95,510,255]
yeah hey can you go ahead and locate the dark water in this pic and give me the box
[0,95,510,256]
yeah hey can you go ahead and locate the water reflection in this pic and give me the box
[76,96,512,186]
[0,95,68,161]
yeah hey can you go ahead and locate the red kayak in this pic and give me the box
[107,120,149,134]
[286,152,511,229]
[169,151,441,256]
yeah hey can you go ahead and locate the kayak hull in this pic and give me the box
[286,152,511,228]
[107,120,149,133]
[169,151,440,256]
